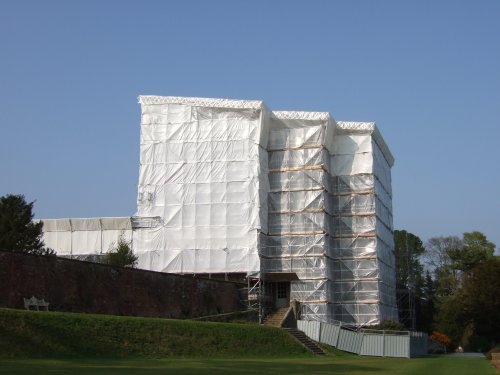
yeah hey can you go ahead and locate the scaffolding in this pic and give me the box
[397,287,416,330]
[260,114,397,325]
[396,231,417,330]
[40,96,397,327]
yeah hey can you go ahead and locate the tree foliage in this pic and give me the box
[370,319,407,331]
[447,231,495,273]
[424,232,495,299]
[424,231,498,348]
[394,230,425,292]
[104,236,138,268]
[0,194,53,255]
[394,229,497,348]
[424,235,462,271]
[394,230,428,330]
[430,331,453,349]
[433,257,500,346]
[460,257,500,343]
[434,293,465,344]
[417,270,437,333]
[433,267,460,299]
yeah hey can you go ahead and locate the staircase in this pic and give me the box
[263,307,289,326]
[282,327,326,355]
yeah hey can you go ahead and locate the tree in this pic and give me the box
[448,231,495,273]
[433,266,460,299]
[424,235,462,272]
[434,292,465,344]
[394,230,425,292]
[394,230,427,330]
[427,232,497,348]
[104,235,138,268]
[422,270,436,302]
[0,194,53,255]
[426,232,495,297]
[418,270,437,333]
[424,235,463,298]
[460,257,500,344]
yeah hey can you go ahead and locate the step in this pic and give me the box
[263,308,291,326]
[282,328,326,356]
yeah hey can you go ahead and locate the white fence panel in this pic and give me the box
[319,322,340,347]
[297,320,321,342]
[383,335,409,358]
[296,320,427,358]
[360,334,384,356]
[337,328,363,353]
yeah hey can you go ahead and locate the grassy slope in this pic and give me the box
[2,308,495,374]
[0,356,496,375]
[0,308,309,358]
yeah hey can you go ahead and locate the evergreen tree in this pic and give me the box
[0,194,53,255]
[104,235,138,268]
[418,270,437,332]
[394,230,426,330]
[394,230,425,295]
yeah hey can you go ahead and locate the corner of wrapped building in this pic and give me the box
[41,95,398,327]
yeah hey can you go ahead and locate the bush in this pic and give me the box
[369,319,407,331]
[103,236,137,268]
[431,331,453,349]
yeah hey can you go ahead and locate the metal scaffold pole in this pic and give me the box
[247,275,263,323]
[259,280,264,324]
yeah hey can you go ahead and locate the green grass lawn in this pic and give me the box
[0,308,308,358]
[0,308,495,374]
[0,355,495,375]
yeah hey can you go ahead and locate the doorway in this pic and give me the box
[275,282,290,308]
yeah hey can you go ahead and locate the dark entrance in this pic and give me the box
[262,272,298,309]
[275,281,290,308]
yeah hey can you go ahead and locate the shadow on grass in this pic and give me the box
[0,358,384,375]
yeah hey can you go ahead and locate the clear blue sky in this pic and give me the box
[1,1,499,251]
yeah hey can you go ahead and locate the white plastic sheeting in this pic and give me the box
[134,96,270,274]
[41,217,132,257]
[262,113,397,325]
[39,95,397,327]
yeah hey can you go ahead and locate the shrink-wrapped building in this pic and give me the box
[42,95,397,326]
